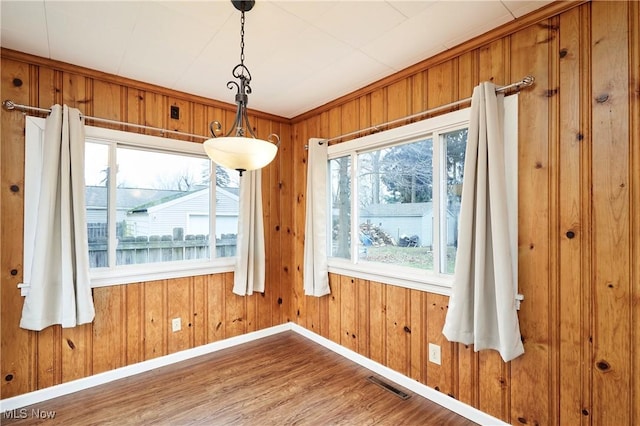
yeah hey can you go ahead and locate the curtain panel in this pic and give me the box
[232,169,266,296]
[20,104,95,331]
[442,83,524,362]
[303,138,330,297]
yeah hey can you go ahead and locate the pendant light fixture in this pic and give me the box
[203,0,278,176]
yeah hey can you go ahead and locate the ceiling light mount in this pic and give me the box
[231,0,255,12]
[204,0,278,176]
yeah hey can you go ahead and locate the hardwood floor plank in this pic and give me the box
[2,333,476,425]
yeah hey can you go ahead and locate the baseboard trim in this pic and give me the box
[1,322,506,425]
[0,323,289,412]
[290,324,508,426]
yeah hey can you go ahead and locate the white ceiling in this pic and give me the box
[0,1,552,119]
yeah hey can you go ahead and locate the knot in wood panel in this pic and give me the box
[595,360,611,371]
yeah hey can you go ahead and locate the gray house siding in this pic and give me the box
[86,186,238,239]
[360,202,456,247]
[125,188,238,238]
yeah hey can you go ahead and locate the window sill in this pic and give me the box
[327,259,453,296]
[90,259,236,288]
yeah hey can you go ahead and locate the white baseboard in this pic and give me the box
[1,322,505,425]
[0,323,289,413]
[290,324,508,426]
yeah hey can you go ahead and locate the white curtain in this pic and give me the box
[233,169,266,296]
[442,83,524,362]
[303,138,330,296]
[20,105,95,331]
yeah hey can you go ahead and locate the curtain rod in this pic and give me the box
[1,100,209,141]
[324,75,535,144]
[3,75,534,144]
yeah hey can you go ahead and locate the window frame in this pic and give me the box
[24,117,235,291]
[326,96,518,296]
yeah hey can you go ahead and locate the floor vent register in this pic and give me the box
[366,375,411,400]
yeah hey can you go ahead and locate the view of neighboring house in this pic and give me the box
[359,202,457,247]
[85,186,239,240]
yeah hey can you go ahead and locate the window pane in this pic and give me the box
[329,156,351,259]
[442,129,467,274]
[114,147,211,266]
[214,165,238,258]
[357,139,433,270]
[85,142,109,268]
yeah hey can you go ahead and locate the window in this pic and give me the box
[327,98,517,293]
[24,117,238,288]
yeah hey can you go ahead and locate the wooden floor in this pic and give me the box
[3,332,476,425]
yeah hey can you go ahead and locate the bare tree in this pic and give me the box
[444,129,467,247]
[201,162,231,187]
[380,140,433,203]
[155,168,199,191]
[358,150,382,207]
[331,157,351,259]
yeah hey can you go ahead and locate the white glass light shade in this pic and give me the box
[203,136,277,172]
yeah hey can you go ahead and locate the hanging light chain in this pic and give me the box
[240,11,245,67]
[203,1,278,176]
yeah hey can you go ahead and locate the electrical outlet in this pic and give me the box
[428,343,441,365]
[171,317,181,332]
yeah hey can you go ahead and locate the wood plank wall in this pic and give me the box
[0,51,293,398]
[290,1,639,424]
[1,1,639,425]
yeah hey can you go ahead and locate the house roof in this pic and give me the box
[144,187,239,216]
[85,186,184,210]
[85,185,239,215]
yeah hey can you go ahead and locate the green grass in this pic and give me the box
[362,246,457,273]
